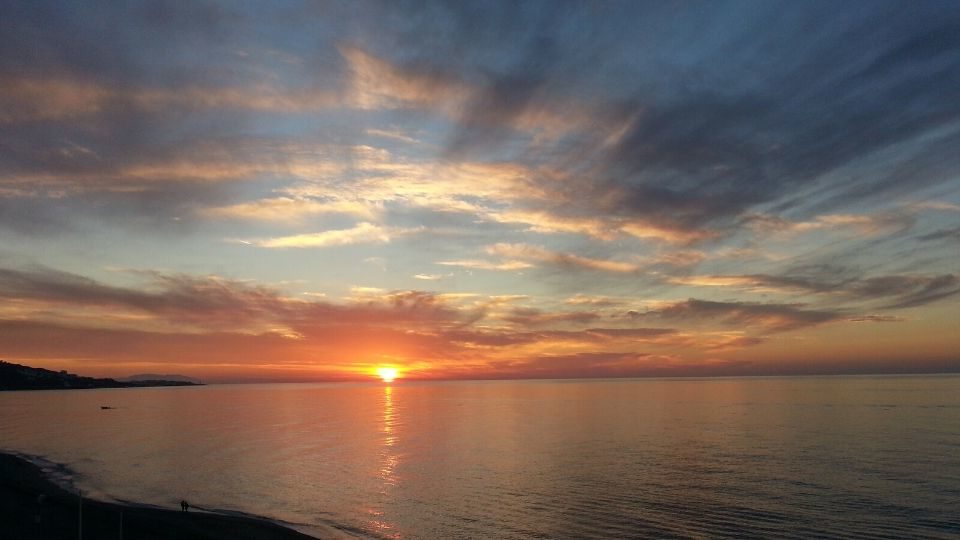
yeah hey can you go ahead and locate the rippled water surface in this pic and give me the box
[2,376,959,538]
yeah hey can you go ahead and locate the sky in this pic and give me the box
[0,0,958,382]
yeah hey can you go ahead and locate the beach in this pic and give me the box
[0,453,317,540]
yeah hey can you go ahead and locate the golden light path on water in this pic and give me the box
[368,384,400,538]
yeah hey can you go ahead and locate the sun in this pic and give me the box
[375,367,399,383]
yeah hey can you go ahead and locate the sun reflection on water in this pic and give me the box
[367,384,401,537]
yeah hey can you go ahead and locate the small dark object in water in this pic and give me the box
[100,406,114,410]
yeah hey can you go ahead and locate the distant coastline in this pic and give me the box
[0,452,316,539]
[0,361,203,391]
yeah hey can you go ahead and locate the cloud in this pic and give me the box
[643,299,842,332]
[0,77,112,123]
[564,295,624,307]
[866,274,960,309]
[2,2,957,241]
[0,265,476,335]
[365,128,421,145]
[917,227,960,242]
[0,266,293,333]
[744,212,916,237]
[371,2,960,240]
[702,334,766,351]
[481,352,759,380]
[485,243,641,273]
[487,210,713,244]
[0,263,954,379]
[0,76,342,124]
[436,259,533,271]
[339,46,470,112]
[491,352,662,379]
[0,3,957,379]
[847,315,905,323]
[247,222,421,248]
[275,147,541,220]
[203,197,378,221]
[340,45,603,144]
[440,324,682,352]
[499,307,601,328]
[670,270,960,309]
[583,328,678,341]
[488,210,617,240]
[669,272,850,294]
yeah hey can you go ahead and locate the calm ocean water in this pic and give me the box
[1,376,958,539]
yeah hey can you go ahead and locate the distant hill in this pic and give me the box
[0,361,202,391]
[120,373,202,384]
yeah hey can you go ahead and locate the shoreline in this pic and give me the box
[0,452,318,539]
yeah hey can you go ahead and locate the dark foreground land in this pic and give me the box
[0,361,202,391]
[0,453,317,540]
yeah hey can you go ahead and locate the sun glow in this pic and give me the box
[376,367,399,383]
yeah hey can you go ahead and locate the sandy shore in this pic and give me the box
[0,452,318,539]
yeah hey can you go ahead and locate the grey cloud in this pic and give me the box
[384,2,960,235]
[871,274,960,309]
[0,0,235,83]
[646,299,841,332]
[583,328,677,340]
[4,1,957,244]
[917,227,960,242]
[0,265,472,332]
[0,266,290,329]
[680,267,960,310]
[500,307,601,327]
[444,326,676,348]
[0,180,240,236]
[847,315,905,323]
[704,336,765,351]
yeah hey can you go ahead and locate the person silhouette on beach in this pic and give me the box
[180,500,190,512]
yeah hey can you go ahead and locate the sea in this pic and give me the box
[1,375,958,539]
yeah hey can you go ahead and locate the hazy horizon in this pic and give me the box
[10,359,958,386]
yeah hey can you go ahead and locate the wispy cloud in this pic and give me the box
[436,259,533,271]
[917,227,960,242]
[847,315,905,323]
[745,212,916,237]
[485,243,641,273]
[867,274,960,309]
[564,295,624,307]
[487,210,712,244]
[0,76,341,124]
[500,307,601,328]
[246,222,421,248]
[204,197,378,221]
[670,271,960,309]
[642,299,842,332]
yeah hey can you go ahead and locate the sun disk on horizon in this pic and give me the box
[376,367,399,383]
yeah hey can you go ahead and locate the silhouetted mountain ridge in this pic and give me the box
[0,361,202,391]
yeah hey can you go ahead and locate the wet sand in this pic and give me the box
[0,452,318,539]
